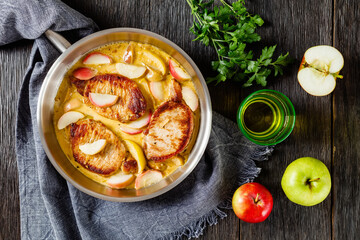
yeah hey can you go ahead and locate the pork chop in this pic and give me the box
[72,74,147,122]
[70,119,126,175]
[143,100,194,161]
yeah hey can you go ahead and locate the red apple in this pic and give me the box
[232,182,273,223]
[169,59,191,81]
[83,52,112,65]
[72,67,97,80]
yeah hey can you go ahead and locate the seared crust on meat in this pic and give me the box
[72,74,146,122]
[121,156,138,174]
[143,101,194,161]
[169,79,182,102]
[70,119,126,175]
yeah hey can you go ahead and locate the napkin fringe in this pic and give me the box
[250,146,274,162]
[160,206,227,240]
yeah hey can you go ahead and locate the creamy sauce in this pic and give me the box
[54,41,199,189]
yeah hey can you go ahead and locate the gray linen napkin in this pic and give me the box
[1,0,273,239]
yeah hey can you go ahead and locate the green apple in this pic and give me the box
[281,157,331,206]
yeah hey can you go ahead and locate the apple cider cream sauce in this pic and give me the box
[53,41,200,189]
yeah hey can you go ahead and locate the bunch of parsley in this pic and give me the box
[186,0,291,87]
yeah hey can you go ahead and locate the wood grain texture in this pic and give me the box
[0,40,32,240]
[240,0,333,239]
[1,0,359,239]
[333,0,360,239]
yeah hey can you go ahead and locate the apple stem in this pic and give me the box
[254,193,260,204]
[308,177,320,182]
[332,73,343,79]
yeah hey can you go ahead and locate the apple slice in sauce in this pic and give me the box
[57,111,85,130]
[63,98,82,112]
[119,125,143,135]
[135,170,163,189]
[149,81,165,101]
[182,86,199,111]
[89,93,119,108]
[79,139,107,155]
[72,67,97,80]
[123,43,134,64]
[169,59,191,81]
[141,50,167,75]
[107,173,135,189]
[115,63,147,79]
[125,111,151,129]
[144,65,164,82]
[83,52,112,65]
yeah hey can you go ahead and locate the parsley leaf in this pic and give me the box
[186,0,291,87]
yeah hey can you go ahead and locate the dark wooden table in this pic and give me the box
[1,0,359,239]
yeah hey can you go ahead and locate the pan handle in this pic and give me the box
[44,30,71,53]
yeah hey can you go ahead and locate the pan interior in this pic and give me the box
[37,28,212,202]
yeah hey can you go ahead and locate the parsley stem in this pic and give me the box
[186,0,290,86]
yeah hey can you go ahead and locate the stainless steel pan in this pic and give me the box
[37,28,212,202]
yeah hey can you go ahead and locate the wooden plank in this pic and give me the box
[63,0,158,32]
[148,1,239,239]
[333,0,360,239]
[0,40,32,240]
[239,0,333,239]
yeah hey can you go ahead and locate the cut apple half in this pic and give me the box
[125,111,151,129]
[123,140,146,173]
[89,93,119,108]
[57,111,85,130]
[115,63,146,79]
[141,50,166,75]
[149,81,165,101]
[297,45,344,96]
[83,52,112,65]
[169,59,191,81]
[182,86,199,111]
[135,170,163,189]
[298,68,336,97]
[119,125,143,135]
[79,139,107,155]
[107,173,135,189]
[72,67,97,80]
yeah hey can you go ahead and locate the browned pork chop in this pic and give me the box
[72,74,146,122]
[70,119,126,175]
[143,101,194,161]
